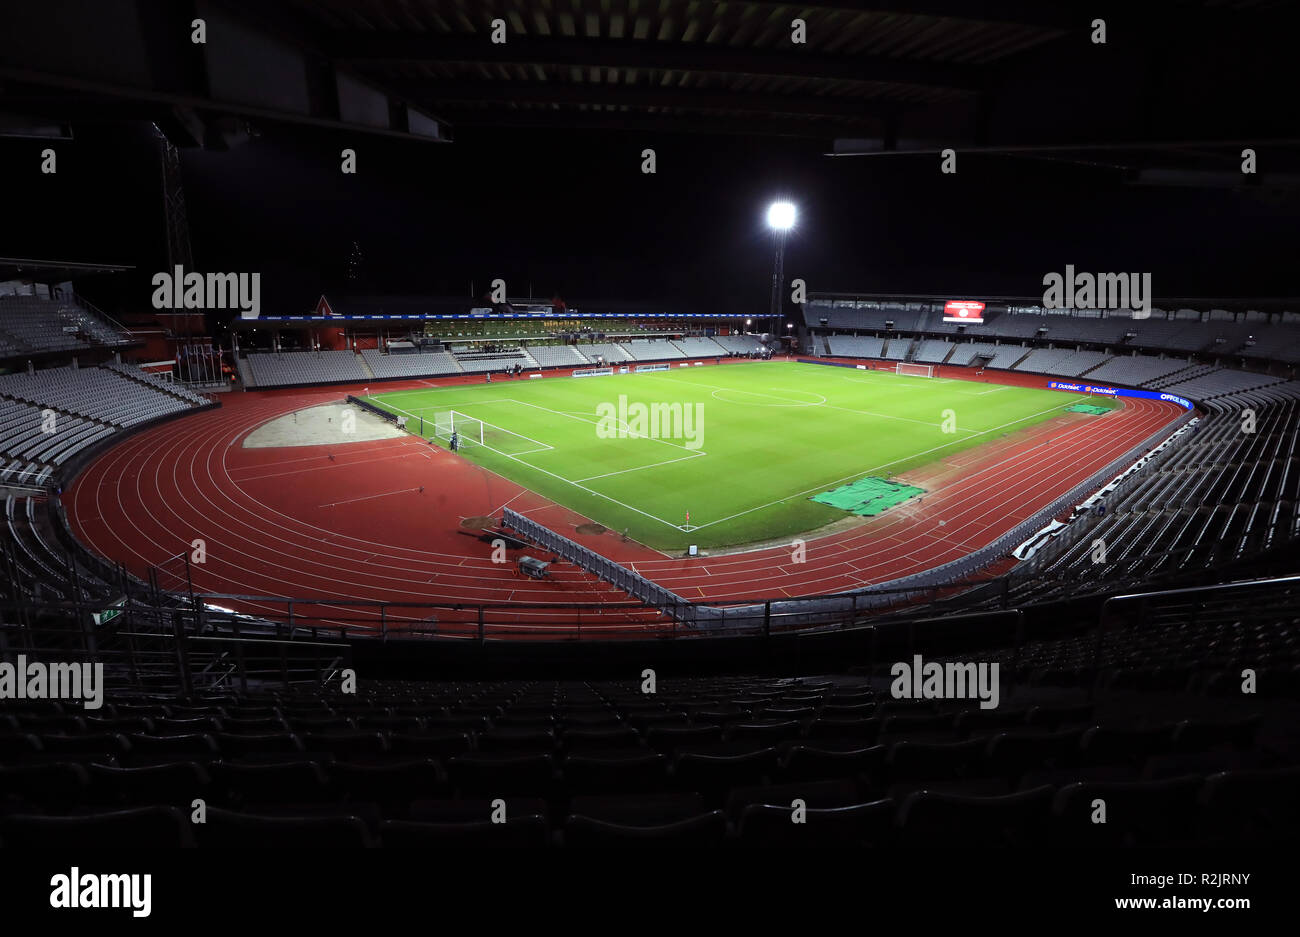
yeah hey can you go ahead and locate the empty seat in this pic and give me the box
[0,761,89,807]
[566,793,706,827]
[898,786,1054,847]
[331,760,444,807]
[562,751,667,794]
[724,720,802,744]
[386,731,472,758]
[476,728,556,753]
[672,748,778,801]
[1051,777,1203,846]
[737,800,895,847]
[886,739,986,786]
[1170,716,1260,752]
[87,761,210,807]
[447,753,555,796]
[564,811,726,847]
[37,732,129,756]
[215,732,304,758]
[1,806,193,848]
[1078,725,1176,765]
[300,731,388,757]
[126,733,218,758]
[984,729,1085,778]
[1199,766,1300,845]
[645,725,722,752]
[379,816,549,847]
[197,808,374,848]
[804,717,881,742]
[778,743,885,782]
[561,726,642,752]
[723,778,859,824]
[216,760,333,807]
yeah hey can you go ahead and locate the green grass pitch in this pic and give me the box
[360,362,1116,551]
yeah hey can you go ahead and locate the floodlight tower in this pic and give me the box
[766,201,796,337]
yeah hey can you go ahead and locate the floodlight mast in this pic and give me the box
[766,201,796,336]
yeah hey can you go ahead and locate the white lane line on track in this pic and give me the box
[319,487,422,508]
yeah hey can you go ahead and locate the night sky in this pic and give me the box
[1,120,1296,320]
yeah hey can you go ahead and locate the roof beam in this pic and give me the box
[397,80,902,120]
[331,35,984,91]
[729,0,1081,29]
[439,108,859,140]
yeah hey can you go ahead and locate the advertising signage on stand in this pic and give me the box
[1048,381,1194,409]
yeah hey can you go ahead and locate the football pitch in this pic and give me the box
[360,362,1117,550]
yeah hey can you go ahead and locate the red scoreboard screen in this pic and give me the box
[943,300,986,324]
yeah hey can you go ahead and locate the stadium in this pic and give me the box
[0,0,1296,895]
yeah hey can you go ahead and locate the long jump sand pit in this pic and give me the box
[243,401,407,448]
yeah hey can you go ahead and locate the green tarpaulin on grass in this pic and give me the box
[1065,403,1112,415]
[811,476,925,516]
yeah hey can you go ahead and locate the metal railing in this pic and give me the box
[0,595,351,693]
[1088,573,1300,694]
[503,507,691,619]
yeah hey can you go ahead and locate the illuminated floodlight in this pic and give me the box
[766,201,796,231]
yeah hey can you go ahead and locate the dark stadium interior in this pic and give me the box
[0,0,1297,887]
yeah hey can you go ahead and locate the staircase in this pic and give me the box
[356,351,376,380]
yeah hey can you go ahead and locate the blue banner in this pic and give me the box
[1048,381,1193,409]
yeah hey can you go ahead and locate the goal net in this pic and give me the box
[433,410,484,446]
[896,362,935,378]
[431,410,552,457]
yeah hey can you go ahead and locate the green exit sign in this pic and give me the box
[92,600,126,626]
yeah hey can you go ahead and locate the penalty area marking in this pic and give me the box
[708,387,827,407]
[575,450,707,483]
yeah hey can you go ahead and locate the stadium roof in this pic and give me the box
[807,291,1300,313]
[0,258,134,280]
[2,1,1296,174]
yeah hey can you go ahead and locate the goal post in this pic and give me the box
[433,410,485,446]
[896,362,935,378]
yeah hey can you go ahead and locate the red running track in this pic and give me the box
[65,364,1186,636]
